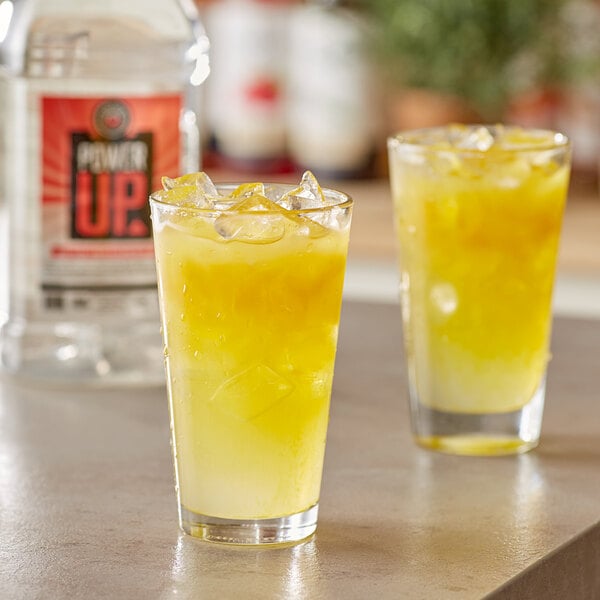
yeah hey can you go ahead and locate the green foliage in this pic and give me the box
[360,0,569,119]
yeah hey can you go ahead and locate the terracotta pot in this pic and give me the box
[506,87,565,130]
[386,88,482,133]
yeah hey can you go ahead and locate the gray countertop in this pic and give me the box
[0,301,598,599]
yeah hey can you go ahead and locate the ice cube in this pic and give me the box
[432,150,463,176]
[158,172,219,208]
[214,195,286,244]
[230,182,266,199]
[454,126,495,152]
[279,170,326,210]
[298,170,326,202]
[400,150,427,166]
[215,193,329,241]
[530,152,562,176]
[215,213,287,244]
[294,214,329,238]
[496,157,531,189]
[388,137,427,166]
[210,363,294,422]
[429,283,458,316]
[278,192,304,211]
[297,207,342,237]
[151,185,213,209]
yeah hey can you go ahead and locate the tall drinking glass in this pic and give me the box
[150,175,352,544]
[388,125,571,456]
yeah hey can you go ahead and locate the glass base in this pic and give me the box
[410,379,545,456]
[415,433,538,456]
[180,503,319,546]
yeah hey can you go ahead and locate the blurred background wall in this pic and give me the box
[195,0,600,184]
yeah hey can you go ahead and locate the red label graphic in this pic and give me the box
[42,95,182,241]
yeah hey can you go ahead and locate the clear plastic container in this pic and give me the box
[0,0,210,386]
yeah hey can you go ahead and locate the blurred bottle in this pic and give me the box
[204,0,292,172]
[0,0,209,386]
[287,0,378,178]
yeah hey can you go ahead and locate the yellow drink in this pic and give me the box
[150,174,352,541]
[388,126,571,455]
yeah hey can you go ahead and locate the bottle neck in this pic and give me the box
[1,0,209,84]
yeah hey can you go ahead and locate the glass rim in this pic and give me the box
[387,124,571,155]
[149,182,353,215]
